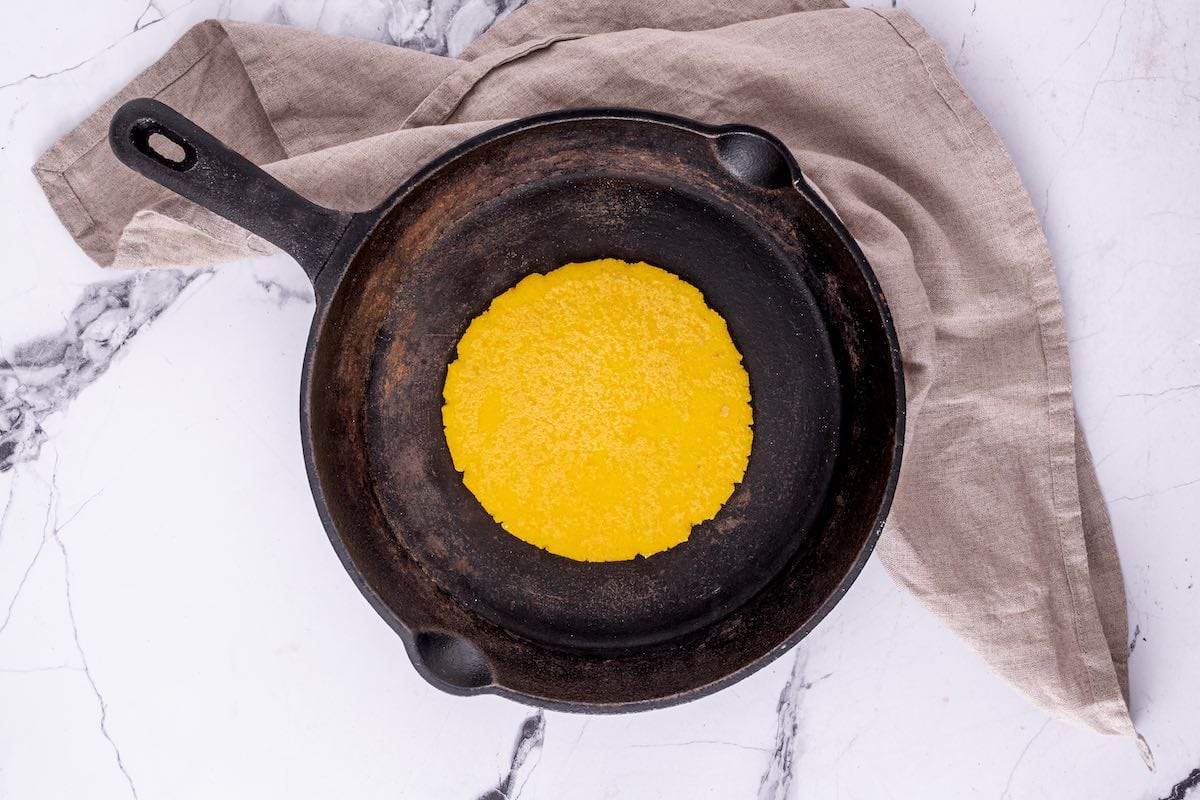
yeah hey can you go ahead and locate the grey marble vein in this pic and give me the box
[260,0,526,57]
[133,0,166,32]
[0,0,198,91]
[477,710,545,800]
[1161,768,1200,800]
[757,650,806,800]
[381,0,527,57]
[1109,476,1200,504]
[999,719,1051,800]
[0,663,84,674]
[52,479,140,799]
[254,276,314,307]
[1116,382,1200,399]
[1041,0,1131,225]
[0,475,52,639]
[0,476,15,542]
[0,270,203,473]
[0,39,130,91]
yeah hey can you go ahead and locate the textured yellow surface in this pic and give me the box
[442,259,753,562]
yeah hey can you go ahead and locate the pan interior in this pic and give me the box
[306,116,901,704]
[357,169,839,651]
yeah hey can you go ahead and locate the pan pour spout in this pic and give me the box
[412,631,495,691]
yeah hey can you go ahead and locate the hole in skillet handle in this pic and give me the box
[130,119,197,171]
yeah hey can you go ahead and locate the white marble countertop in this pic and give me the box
[1,1,1197,797]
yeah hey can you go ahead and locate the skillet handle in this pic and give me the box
[108,98,353,283]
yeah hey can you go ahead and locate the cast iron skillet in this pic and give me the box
[109,98,904,710]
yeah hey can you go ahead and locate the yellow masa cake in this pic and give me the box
[442,258,753,562]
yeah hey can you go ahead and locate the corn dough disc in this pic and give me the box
[442,258,753,562]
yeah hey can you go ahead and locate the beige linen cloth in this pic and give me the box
[34,0,1148,759]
